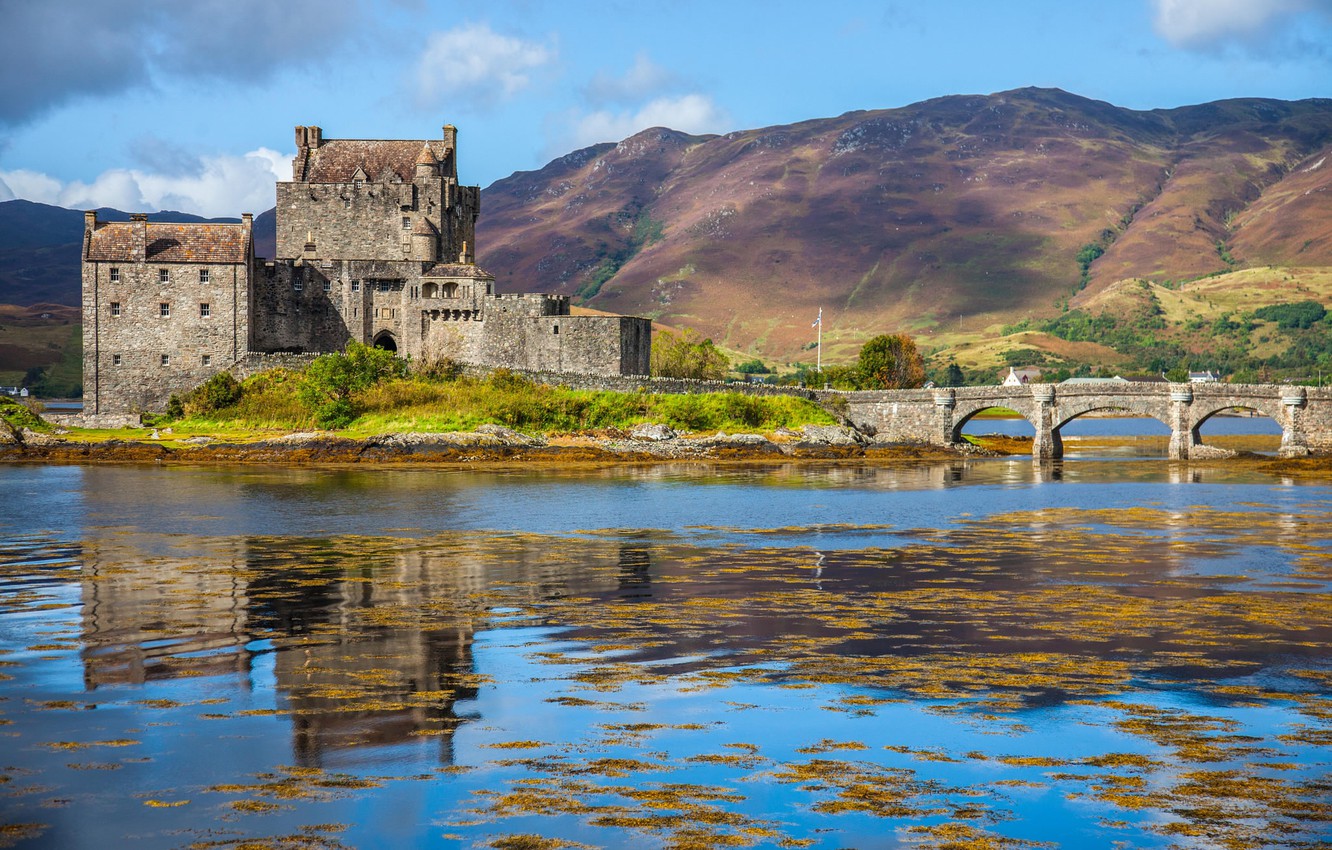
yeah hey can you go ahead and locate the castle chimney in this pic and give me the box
[442,124,458,179]
[84,210,96,231]
[308,126,322,147]
[130,212,148,263]
[295,125,308,149]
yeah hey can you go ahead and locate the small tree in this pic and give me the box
[944,361,965,387]
[651,328,729,380]
[298,341,406,428]
[857,334,926,389]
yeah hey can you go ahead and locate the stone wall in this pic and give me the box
[83,258,251,415]
[476,315,651,376]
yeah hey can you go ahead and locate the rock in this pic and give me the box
[701,432,771,446]
[182,436,214,445]
[270,431,327,444]
[474,423,544,446]
[19,428,60,446]
[800,424,867,445]
[149,430,161,439]
[630,423,676,441]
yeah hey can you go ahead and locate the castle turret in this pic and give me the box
[411,217,438,262]
[415,144,438,179]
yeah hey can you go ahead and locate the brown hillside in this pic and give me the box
[477,88,1332,364]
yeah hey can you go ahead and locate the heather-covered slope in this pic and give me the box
[477,88,1332,363]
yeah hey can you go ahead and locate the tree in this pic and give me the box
[856,334,926,389]
[944,361,965,387]
[298,341,407,428]
[651,328,729,380]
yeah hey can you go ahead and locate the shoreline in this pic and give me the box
[3,427,1329,474]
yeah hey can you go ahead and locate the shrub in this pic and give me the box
[298,342,407,429]
[652,328,729,380]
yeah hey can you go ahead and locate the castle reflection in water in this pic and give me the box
[77,533,650,767]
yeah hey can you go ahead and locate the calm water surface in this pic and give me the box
[1,459,1329,849]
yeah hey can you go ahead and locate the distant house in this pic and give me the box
[1189,370,1220,383]
[1003,367,1042,385]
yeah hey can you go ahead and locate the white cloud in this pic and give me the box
[0,0,365,128]
[1152,0,1332,48]
[414,23,556,109]
[0,148,288,218]
[585,53,678,105]
[0,175,15,202]
[554,94,730,154]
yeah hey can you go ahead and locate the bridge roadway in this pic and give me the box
[833,382,1332,459]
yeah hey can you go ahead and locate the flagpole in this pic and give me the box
[816,308,822,375]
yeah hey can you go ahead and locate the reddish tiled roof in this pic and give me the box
[302,139,449,183]
[86,222,249,264]
[422,262,494,279]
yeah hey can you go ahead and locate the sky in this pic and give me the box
[0,0,1330,218]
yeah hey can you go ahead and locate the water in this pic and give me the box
[1,461,1329,849]
[963,413,1285,456]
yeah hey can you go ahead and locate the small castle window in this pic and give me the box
[161,354,171,366]
[112,354,122,366]
[200,269,210,284]
[159,302,170,317]
[402,216,411,230]
[351,280,360,292]
[201,354,211,366]
[159,269,169,283]
[109,268,120,283]
[110,302,121,317]
[200,303,210,318]
[293,279,303,292]
[323,280,332,292]
[553,324,559,335]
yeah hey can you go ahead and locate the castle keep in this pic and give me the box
[82,124,652,415]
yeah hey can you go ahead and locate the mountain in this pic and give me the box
[0,201,277,306]
[476,87,1332,364]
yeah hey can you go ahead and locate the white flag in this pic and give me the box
[812,309,822,328]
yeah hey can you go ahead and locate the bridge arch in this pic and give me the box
[949,399,1037,444]
[1192,401,1286,453]
[1053,401,1173,435]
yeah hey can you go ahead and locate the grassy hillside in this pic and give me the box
[0,304,81,396]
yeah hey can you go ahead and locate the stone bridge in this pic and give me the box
[834,382,1332,459]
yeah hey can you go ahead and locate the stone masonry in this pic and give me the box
[82,123,651,415]
[838,382,1332,459]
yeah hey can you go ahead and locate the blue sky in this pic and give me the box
[1,0,1329,217]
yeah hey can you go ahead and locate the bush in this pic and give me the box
[298,342,407,429]
[652,328,729,380]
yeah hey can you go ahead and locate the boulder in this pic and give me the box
[630,423,677,441]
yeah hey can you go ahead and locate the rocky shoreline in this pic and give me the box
[0,422,984,465]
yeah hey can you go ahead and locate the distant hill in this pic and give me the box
[3,87,1331,379]
[0,201,277,306]
[476,87,1332,364]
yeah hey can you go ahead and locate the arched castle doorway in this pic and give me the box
[372,332,398,353]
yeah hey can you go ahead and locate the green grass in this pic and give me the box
[164,367,835,437]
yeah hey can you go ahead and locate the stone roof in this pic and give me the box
[422,262,494,279]
[86,222,249,264]
[302,139,449,183]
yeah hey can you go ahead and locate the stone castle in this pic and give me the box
[81,124,652,415]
